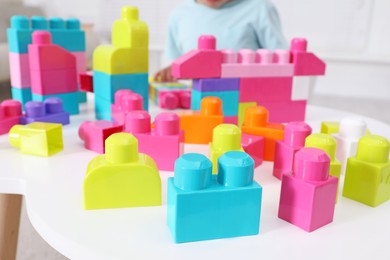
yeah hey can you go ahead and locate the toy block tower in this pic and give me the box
[93,6,149,120]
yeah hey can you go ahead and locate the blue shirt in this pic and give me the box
[165,0,288,60]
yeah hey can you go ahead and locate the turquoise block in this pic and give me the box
[7,16,34,54]
[167,152,262,243]
[93,71,148,110]
[78,91,87,103]
[11,87,32,109]
[32,92,79,115]
[94,96,112,120]
[49,18,85,52]
[191,90,239,116]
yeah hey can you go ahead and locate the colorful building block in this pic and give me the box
[192,78,239,92]
[9,53,30,88]
[167,152,262,243]
[32,91,79,115]
[257,100,307,123]
[191,89,239,116]
[9,122,63,156]
[48,17,86,52]
[290,38,326,76]
[111,89,144,124]
[78,120,124,154]
[273,121,312,180]
[20,98,70,125]
[278,148,338,232]
[149,81,191,108]
[343,135,390,207]
[241,133,264,168]
[238,102,256,126]
[210,124,244,173]
[7,16,36,54]
[224,116,238,125]
[320,121,340,134]
[83,132,161,210]
[94,95,112,120]
[178,97,224,144]
[241,106,284,161]
[0,100,22,135]
[124,111,184,171]
[11,87,32,107]
[79,71,94,93]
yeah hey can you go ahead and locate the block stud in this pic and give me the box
[338,118,366,139]
[32,31,52,45]
[356,135,389,164]
[10,16,29,29]
[218,151,254,187]
[256,49,273,64]
[122,6,139,21]
[291,38,308,52]
[243,106,268,127]
[200,97,223,116]
[284,121,312,147]
[25,101,45,118]
[294,148,330,182]
[125,111,150,134]
[2,100,22,117]
[105,133,139,164]
[31,16,48,29]
[221,49,237,63]
[238,49,256,64]
[305,133,337,160]
[212,124,242,151]
[49,17,65,29]
[155,113,180,136]
[198,35,216,50]
[44,98,64,114]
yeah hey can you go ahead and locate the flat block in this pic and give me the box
[192,78,239,92]
[191,90,239,116]
[11,87,32,108]
[291,76,312,100]
[30,68,78,95]
[241,133,264,168]
[259,100,307,123]
[0,100,23,135]
[9,53,30,88]
[94,96,112,120]
[20,98,70,125]
[32,92,79,115]
[168,152,262,243]
[84,133,161,210]
[238,102,256,127]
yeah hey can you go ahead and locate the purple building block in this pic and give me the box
[20,98,70,125]
[192,78,240,92]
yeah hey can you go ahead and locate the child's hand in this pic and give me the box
[153,66,176,82]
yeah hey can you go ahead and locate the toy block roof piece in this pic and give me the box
[171,35,223,79]
[21,98,70,125]
[290,38,326,76]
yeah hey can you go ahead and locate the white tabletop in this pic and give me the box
[0,100,389,260]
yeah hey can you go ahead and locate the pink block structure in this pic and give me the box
[239,77,293,102]
[241,133,264,168]
[0,99,22,135]
[111,89,144,124]
[78,120,124,154]
[259,100,307,123]
[28,31,78,95]
[124,111,184,171]
[172,35,222,79]
[9,53,30,88]
[158,89,191,110]
[224,116,238,125]
[290,38,326,76]
[273,121,312,179]
[278,148,338,232]
[72,51,87,84]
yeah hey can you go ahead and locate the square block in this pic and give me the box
[12,87,32,108]
[9,53,30,88]
[32,92,79,115]
[259,100,307,123]
[192,78,239,92]
[30,68,78,95]
[239,77,293,102]
[191,90,239,116]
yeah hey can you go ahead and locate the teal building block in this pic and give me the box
[191,89,239,116]
[32,92,79,115]
[11,87,32,109]
[94,96,112,120]
[49,18,86,52]
[167,151,262,243]
[93,71,148,110]
[78,91,87,103]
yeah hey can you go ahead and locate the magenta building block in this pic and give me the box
[0,99,22,135]
[223,116,238,125]
[158,89,191,110]
[239,77,293,102]
[9,53,31,88]
[241,133,264,168]
[278,148,338,232]
[78,120,124,154]
[273,121,312,179]
[111,89,144,124]
[259,100,307,123]
[124,111,184,171]
[20,98,70,125]
[290,38,326,76]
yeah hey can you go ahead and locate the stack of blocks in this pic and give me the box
[93,6,148,120]
[172,35,326,123]
[7,16,87,108]
[149,81,191,110]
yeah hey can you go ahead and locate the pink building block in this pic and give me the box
[28,31,78,95]
[9,53,30,88]
[0,99,22,135]
[273,121,312,180]
[111,89,144,124]
[290,38,326,76]
[224,116,238,125]
[124,111,184,171]
[259,100,307,123]
[72,51,87,84]
[171,35,222,79]
[78,120,124,154]
[221,49,294,78]
[278,148,338,232]
[158,89,191,109]
[241,133,264,168]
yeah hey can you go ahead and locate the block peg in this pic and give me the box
[212,124,242,151]
[243,106,268,128]
[125,111,150,134]
[105,133,139,164]
[2,100,22,117]
[44,98,64,114]
[293,148,330,182]
[31,16,48,29]
[356,135,389,164]
[284,121,312,147]
[155,113,180,136]
[32,30,52,45]
[10,16,29,29]
[121,6,139,21]
[338,118,366,139]
[25,101,45,118]
[305,133,337,160]
[218,151,254,188]
[198,35,216,50]
[291,38,308,52]
[200,97,223,116]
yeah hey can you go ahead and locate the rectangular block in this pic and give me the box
[11,87,32,108]
[9,53,30,88]
[221,64,294,78]
[259,100,307,123]
[30,68,78,95]
[7,27,33,54]
[32,92,79,115]
[291,76,312,100]
[51,29,86,52]
[193,78,239,92]
[191,90,239,116]
[239,77,293,102]
[95,96,112,120]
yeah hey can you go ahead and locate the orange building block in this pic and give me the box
[178,97,224,144]
[241,106,284,161]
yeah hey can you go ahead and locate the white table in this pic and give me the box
[1,102,389,260]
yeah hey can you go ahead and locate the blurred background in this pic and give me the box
[0,0,389,259]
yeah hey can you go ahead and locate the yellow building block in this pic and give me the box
[321,121,371,135]
[238,102,256,127]
[84,132,161,210]
[9,122,63,156]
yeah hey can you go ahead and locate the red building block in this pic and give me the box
[0,100,23,135]
[241,133,264,168]
[79,71,93,93]
[290,38,326,76]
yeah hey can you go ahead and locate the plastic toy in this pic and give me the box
[320,121,340,134]
[78,120,124,154]
[0,100,22,135]
[210,124,244,173]
[343,135,390,207]
[273,121,312,180]
[149,81,191,110]
[79,71,94,93]
[238,102,256,126]
[241,106,284,161]
[20,98,70,125]
[178,96,224,144]
[124,111,184,171]
[278,148,338,232]
[111,89,144,124]
[83,132,161,210]
[32,91,79,115]
[167,152,262,243]
[241,133,264,168]
[9,122,63,156]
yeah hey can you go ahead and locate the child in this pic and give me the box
[154,0,288,82]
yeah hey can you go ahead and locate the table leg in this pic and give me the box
[0,194,22,260]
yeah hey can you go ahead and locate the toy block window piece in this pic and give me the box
[79,71,94,93]
[241,133,264,168]
[79,120,124,154]
[210,124,244,173]
[7,16,33,54]
[273,122,312,180]
[172,35,222,79]
[167,152,262,243]
[124,111,184,171]
[28,31,78,95]
[9,122,63,156]
[320,121,340,134]
[278,148,338,232]
[20,98,70,125]
[291,76,312,101]
[221,48,294,78]
[343,135,390,207]
[290,38,326,76]
[83,133,161,210]
[0,100,23,135]
[178,96,224,144]
[111,89,144,124]
[241,106,284,161]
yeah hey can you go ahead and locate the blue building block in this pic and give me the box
[191,89,239,116]
[193,78,239,92]
[11,87,32,109]
[94,96,112,120]
[78,91,87,103]
[167,151,262,243]
[49,18,86,52]
[32,91,79,115]
[93,71,148,110]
